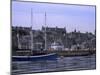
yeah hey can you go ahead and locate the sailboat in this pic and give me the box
[12,9,57,61]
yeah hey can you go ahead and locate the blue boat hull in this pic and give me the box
[12,53,57,61]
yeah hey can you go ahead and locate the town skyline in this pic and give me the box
[12,1,96,34]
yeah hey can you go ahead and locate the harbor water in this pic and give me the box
[12,54,96,74]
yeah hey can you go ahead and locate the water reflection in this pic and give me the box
[12,54,96,74]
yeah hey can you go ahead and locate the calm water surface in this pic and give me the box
[12,54,96,74]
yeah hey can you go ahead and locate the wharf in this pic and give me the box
[13,49,96,57]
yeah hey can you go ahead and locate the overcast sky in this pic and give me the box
[12,1,96,33]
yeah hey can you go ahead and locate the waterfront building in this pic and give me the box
[12,26,96,52]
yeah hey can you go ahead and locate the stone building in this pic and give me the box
[12,26,96,51]
[42,26,67,49]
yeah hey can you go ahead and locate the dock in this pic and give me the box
[13,49,96,57]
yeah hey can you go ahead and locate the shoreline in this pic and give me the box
[12,49,96,57]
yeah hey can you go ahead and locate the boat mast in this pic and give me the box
[17,33,21,49]
[45,12,47,50]
[30,8,34,53]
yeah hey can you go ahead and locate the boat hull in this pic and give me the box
[12,53,57,61]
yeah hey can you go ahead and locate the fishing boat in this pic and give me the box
[12,9,57,61]
[12,53,57,61]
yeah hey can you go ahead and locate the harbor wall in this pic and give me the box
[12,49,96,57]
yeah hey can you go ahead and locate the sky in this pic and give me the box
[12,1,96,33]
